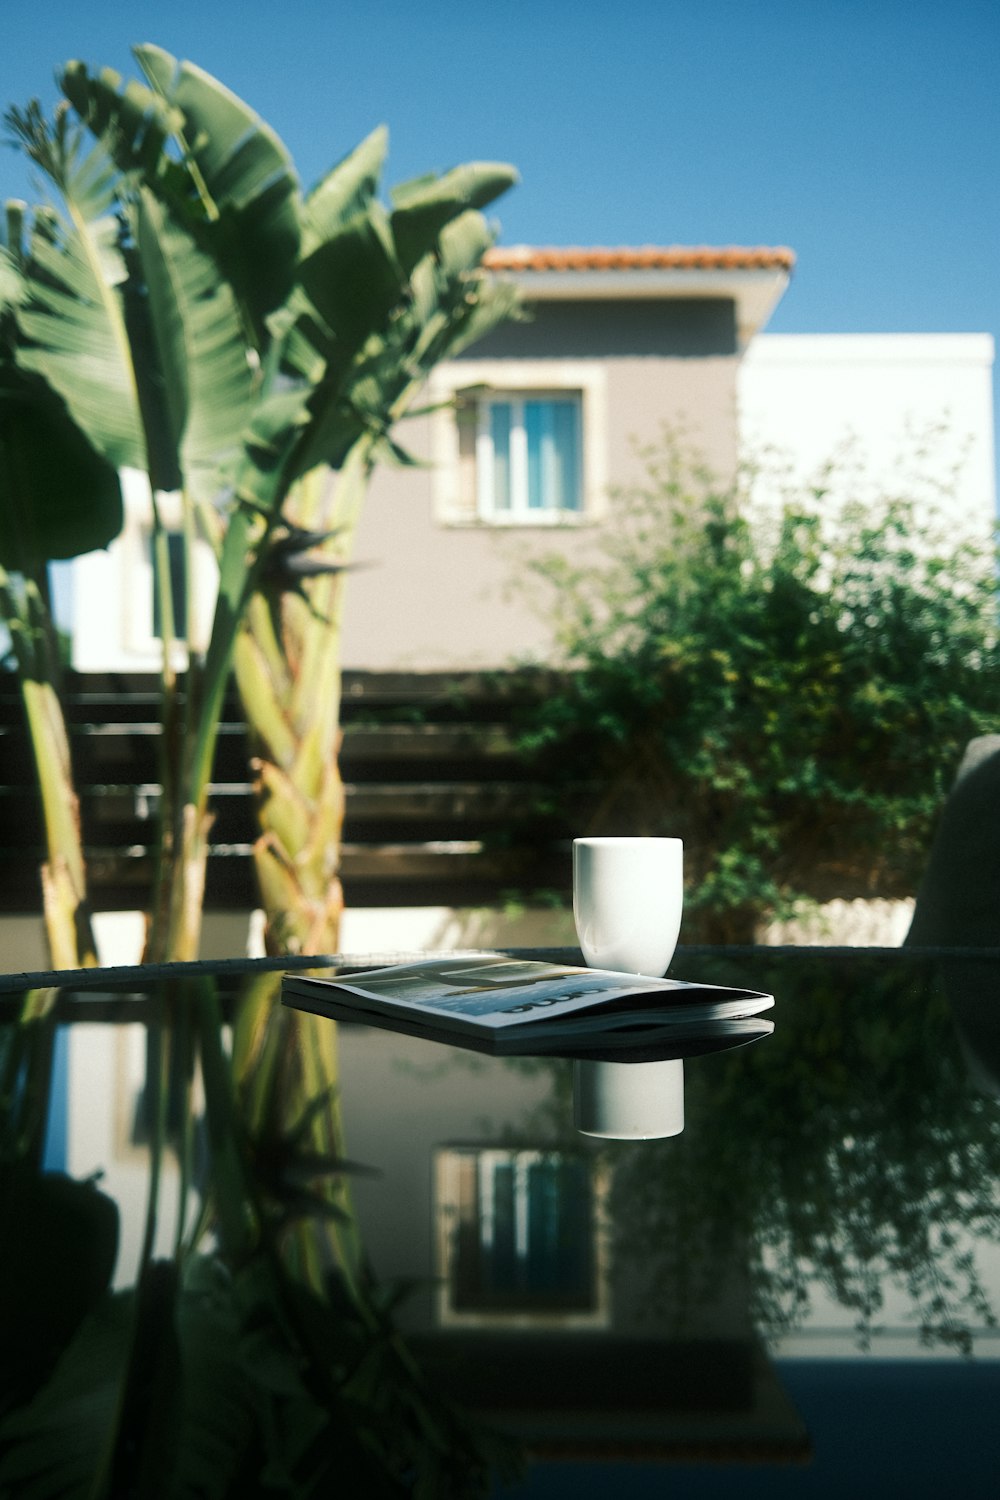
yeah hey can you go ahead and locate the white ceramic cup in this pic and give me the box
[573,836,683,976]
[573,1058,685,1139]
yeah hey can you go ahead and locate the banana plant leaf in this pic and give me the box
[296,198,403,391]
[390,160,519,274]
[62,46,303,337]
[0,365,122,568]
[7,108,147,477]
[300,126,387,257]
[0,1240,501,1498]
[8,114,258,516]
[135,189,255,507]
[0,237,23,308]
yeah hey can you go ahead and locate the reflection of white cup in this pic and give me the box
[573,836,683,976]
[573,1058,685,1139]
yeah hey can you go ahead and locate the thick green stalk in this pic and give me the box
[21,678,97,969]
[234,445,374,956]
[294,1007,363,1293]
[230,971,363,1297]
[192,977,260,1263]
[143,511,183,962]
[144,495,273,963]
[0,568,97,969]
[137,1012,169,1272]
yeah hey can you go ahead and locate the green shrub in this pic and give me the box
[517,434,1000,941]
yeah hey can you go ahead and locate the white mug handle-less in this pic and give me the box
[573,836,683,977]
[573,1058,685,1139]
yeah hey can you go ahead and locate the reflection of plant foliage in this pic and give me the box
[515,434,1000,940]
[0,981,520,1498]
[0,994,58,1171]
[605,954,1000,1354]
[1,1241,515,1496]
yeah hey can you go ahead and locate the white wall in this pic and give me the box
[68,469,217,673]
[738,334,996,530]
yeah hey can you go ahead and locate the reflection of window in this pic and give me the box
[476,395,582,519]
[435,1147,609,1328]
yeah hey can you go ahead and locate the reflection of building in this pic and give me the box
[436,1148,609,1329]
[337,1023,811,1465]
[41,951,1000,1478]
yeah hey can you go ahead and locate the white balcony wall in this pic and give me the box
[738,334,996,533]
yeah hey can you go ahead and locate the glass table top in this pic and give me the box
[2,945,1000,1497]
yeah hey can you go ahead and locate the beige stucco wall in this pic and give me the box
[340,350,740,670]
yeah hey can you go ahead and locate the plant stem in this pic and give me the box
[0,566,97,968]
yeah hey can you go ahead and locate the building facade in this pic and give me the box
[65,246,995,676]
[32,248,997,960]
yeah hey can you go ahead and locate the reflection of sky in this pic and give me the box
[49,561,74,634]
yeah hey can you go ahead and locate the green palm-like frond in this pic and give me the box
[0,238,24,311]
[219,137,403,505]
[135,45,301,332]
[390,158,518,273]
[278,130,400,392]
[249,160,520,505]
[0,364,123,568]
[136,190,255,506]
[7,108,145,472]
[58,62,185,183]
[62,46,303,339]
[300,126,386,254]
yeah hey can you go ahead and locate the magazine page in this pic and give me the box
[324,956,760,1032]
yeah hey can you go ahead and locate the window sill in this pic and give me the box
[441,512,595,529]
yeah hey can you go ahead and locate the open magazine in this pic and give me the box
[281,956,775,1059]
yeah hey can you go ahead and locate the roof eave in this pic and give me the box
[488,265,791,349]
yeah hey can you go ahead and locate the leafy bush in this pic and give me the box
[517,433,1000,941]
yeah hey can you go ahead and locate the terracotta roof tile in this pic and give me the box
[484,244,796,273]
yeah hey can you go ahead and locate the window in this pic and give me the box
[429,360,608,526]
[476,394,582,519]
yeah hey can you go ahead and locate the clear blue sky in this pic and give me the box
[1,0,997,345]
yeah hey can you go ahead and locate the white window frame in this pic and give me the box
[428,360,608,526]
[475,392,583,521]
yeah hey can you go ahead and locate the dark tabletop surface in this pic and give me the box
[3,945,1000,1497]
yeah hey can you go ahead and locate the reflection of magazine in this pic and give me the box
[281,957,774,1058]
